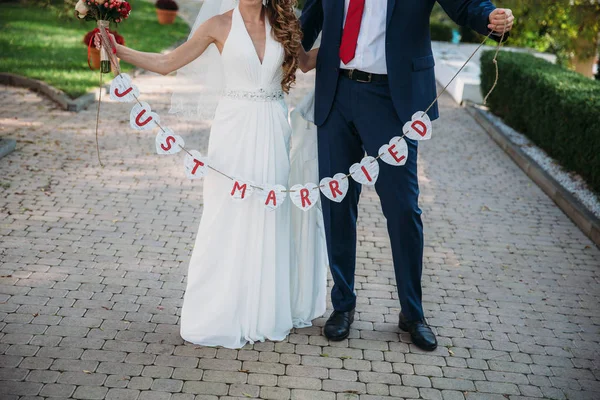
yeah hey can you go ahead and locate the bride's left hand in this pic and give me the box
[299,48,319,73]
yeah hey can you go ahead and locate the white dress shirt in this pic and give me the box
[340,0,388,74]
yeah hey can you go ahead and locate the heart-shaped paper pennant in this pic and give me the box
[350,156,379,186]
[230,179,254,201]
[379,137,408,166]
[260,185,287,211]
[183,150,208,179]
[290,183,319,211]
[130,101,160,131]
[110,73,139,103]
[155,128,185,155]
[403,111,432,141]
[319,173,349,203]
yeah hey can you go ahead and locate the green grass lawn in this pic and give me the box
[0,2,189,98]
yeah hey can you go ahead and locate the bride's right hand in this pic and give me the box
[94,31,118,53]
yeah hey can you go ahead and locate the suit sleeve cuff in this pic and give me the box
[488,30,510,43]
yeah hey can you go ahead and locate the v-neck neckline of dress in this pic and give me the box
[236,6,269,66]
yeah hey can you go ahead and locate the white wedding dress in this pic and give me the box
[180,6,328,349]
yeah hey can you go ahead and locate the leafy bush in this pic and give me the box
[487,0,600,67]
[430,21,453,42]
[480,50,600,194]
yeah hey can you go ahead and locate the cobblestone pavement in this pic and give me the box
[1,22,600,400]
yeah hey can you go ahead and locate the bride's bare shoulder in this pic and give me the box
[205,11,233,40]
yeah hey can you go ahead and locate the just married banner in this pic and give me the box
[90,2,506,213]
[111,73,433,212]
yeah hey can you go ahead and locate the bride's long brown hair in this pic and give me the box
[266,0,302,93]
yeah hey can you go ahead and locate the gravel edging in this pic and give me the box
[466,102,600,247]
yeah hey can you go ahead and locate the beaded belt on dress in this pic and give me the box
[223,88,284,102]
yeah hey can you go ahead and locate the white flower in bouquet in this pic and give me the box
[75,0,90,19]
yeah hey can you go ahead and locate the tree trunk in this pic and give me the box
[572,37,598,78]
[573,55,595,77]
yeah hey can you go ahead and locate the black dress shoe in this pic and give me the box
[398,313,438,351]
[324,309,355,341]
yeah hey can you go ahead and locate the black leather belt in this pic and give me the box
[340,69,388,83]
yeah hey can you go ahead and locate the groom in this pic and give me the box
[301,0,513,350]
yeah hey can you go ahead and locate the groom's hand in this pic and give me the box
[488,8,514,34]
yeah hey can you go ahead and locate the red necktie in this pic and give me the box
[339,0,365,64]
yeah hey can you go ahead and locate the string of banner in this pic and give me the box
[101,25,505,212]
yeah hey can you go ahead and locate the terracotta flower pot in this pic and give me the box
[156,9,178,25]
[89,47,101,70]
[88,48,120,73]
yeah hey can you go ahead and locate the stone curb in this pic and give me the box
[0,138,16,160]
[0,72,110,112]
[466,103,600,248]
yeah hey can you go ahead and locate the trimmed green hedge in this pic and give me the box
[480,51,600,194]
[430,21,453,42]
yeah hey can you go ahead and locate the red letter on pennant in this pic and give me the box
[114,87,133,98]
[231,181,248,199]
[360,166,373,182]
[329,179,342,199]
[411,120,427,137]
[191,158,204,175]
[135,109,153,127]
[300,188,311,208]
[161,136,175,151]
[387,144,406,163]
[265,190,277,206]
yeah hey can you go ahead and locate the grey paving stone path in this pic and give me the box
[1,7,600,398]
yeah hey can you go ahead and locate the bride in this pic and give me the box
[104,0,327,348]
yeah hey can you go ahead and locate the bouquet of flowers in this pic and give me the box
[75,0,132,73]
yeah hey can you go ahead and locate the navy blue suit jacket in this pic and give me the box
[301,0,501,126]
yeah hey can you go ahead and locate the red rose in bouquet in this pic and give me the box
[119,2,132,19]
